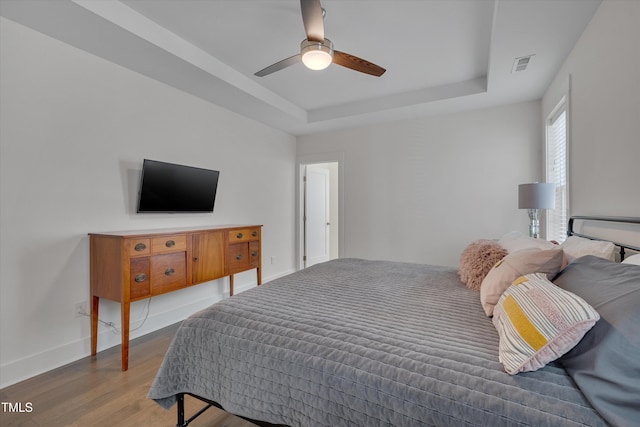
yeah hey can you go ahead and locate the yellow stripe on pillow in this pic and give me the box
[502,295,548,351]
[512,276,528,286]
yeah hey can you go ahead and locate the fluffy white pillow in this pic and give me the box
[560,236,615,263]
[498,231,558,253]
[621,253,640,265]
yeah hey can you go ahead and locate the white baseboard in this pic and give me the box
[0,270,294,389]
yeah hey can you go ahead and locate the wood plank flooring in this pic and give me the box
[0,322,257,427]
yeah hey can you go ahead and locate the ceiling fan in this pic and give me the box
[254,0,386,77]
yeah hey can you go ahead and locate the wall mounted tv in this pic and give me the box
[137,159,220,213]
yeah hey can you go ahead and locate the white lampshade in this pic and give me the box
[518,183,556,209]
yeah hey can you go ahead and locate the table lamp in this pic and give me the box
[518,183,556,238]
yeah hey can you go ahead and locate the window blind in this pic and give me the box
[545,104,568,242]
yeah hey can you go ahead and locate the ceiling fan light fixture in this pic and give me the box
[301,39,334,70]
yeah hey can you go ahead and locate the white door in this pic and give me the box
[304,165,330,267]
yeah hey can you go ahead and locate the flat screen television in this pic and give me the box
[137,159,220,213]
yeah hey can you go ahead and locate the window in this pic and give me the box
[545,99,568,242]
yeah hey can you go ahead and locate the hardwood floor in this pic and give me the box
[0,322,257,427]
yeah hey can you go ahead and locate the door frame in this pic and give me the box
[297,152,344,271]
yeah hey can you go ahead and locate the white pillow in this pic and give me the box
[621,253,640,265]
[560,236,615,263]
[498,231,558,253]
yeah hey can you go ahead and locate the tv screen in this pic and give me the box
[137,159,220,213]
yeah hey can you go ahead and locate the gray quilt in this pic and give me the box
[149,258,607,426]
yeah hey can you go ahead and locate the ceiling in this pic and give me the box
[1,0,602,135]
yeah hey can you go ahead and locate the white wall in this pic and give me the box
[298,101,542,267]
[0,18,296,387]
[543,0,640,219]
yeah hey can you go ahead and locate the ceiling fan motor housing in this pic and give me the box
[300,38,334,70]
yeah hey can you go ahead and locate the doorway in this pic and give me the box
[299,161,340,268]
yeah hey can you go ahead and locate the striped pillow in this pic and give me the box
[492,273,600,375]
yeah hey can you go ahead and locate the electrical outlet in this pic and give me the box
[270,256,276,265]
[75,301,88,318]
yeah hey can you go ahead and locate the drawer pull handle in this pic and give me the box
[165,240,175,248]
[193,257,199,262]
[134,243,146,252]
[236,254,243,260]
[134,273,147,283]
[251,251,258,257]
[165,268,175,276]
[252,231,257,237]
[236,233,243,239]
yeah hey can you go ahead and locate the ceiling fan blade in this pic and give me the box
[333,51,386,77]
[254,54,301,77]
[300,0,324,42]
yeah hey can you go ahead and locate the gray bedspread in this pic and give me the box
[149,258,607,426]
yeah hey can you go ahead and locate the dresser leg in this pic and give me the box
[91,296,99,356]
[121,301,130,371]
[229,275,234,297]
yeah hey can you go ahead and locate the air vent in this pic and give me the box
[511,55,535,73]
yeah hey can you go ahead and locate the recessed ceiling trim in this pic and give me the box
[72,0,307,122]
[309,77,487,123]
[1,0,602,136]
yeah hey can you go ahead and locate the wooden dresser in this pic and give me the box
[89,224,262,371]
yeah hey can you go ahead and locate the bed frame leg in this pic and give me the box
[175,393,214,427]
[176,393,185,427]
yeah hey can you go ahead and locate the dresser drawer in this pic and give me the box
[228,228,260,244]
[152,235,187,254]
[129,238,151,257]
[151,252,187,295]
[130,258,150,300]
[228,243,250,273]
[249,240,260,268]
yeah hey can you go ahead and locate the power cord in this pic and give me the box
[77,298,152,334]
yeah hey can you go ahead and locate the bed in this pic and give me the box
[148,216,640,427]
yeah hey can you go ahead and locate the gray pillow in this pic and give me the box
[552,255,640,427]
